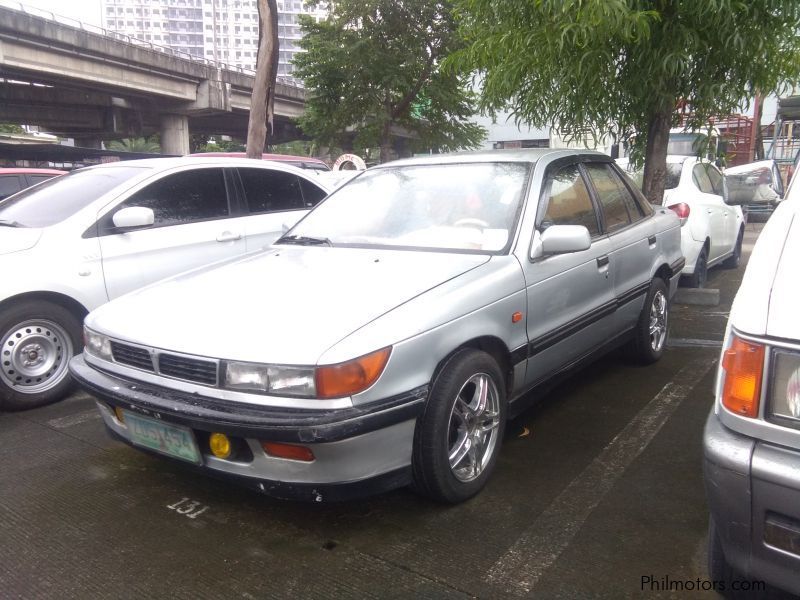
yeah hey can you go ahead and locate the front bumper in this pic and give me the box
[70,354,426,501]
[703,409,800,594]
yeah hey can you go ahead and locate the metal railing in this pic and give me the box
[0,0,299,85]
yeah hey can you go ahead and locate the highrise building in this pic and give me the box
[100,0,326,85]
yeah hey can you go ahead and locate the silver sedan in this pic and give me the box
[70,149,683,503]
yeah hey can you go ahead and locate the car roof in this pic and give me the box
[374,148,610,168]
[189,152,329,167]
[76,156,333,187]
[0,168,67,175]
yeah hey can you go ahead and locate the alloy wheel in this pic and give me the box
[447,373,501,482]
[649,291,668,352]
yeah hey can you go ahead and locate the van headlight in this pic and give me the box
[84,327,113,361]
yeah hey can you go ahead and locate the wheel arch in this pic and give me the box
[0,291,89,325]
[431,336,514,398]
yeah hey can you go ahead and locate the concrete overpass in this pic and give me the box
[0,3,307,154]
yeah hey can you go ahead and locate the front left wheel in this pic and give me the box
[412,349,507,503]
[0,300,82,411]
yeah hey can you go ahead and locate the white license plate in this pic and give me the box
[124,411,201,464]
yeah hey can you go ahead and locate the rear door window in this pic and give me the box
[584,163,632,233]
[238,168,306,213]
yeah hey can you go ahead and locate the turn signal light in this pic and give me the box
[669,202,691,220]
[721,334,765,418]
[315,347,391,398]
[262,441,315,462]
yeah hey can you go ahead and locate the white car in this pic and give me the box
[703,170,800,594]
[618,156,744,287]
[0,157,332,411]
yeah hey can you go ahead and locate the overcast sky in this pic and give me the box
[18,0,101,26]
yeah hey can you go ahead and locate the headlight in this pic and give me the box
[771,350,800,424]
[223,347,391,399]
[84,327,113,361]
[224,362,316,397]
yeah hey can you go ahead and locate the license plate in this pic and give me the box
[123,411,201,464]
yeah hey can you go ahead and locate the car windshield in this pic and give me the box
[621,163,683,194]
[281,162,529,253]
[0,166,147,228]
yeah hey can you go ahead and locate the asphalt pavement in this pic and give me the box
[1,223,789,599]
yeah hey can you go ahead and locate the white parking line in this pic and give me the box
[485,359,715,595]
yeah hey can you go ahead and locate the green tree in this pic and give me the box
[0,123,26,135]
[450,0,800,203]
[294,0,486,163]
[106,137,161,153]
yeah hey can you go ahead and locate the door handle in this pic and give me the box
[596,255,609,268]
[648,235,657,246]
[216,231,242,242]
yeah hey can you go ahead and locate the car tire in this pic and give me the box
[0,300,82,411]
[685,246,708,288]
[723,229,744,269]
[625,278,669,365]
[708,518,736,595]
[411,349,506,503]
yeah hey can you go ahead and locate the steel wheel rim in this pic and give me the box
[649,291,668,352]
[0,319,73,394]
[447,373,501,483]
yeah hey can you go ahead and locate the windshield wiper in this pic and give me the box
[277,235,333,247]
[0,219,23,228]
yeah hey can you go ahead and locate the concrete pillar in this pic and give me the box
[160,114,190,156]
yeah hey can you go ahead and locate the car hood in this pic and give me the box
[87,246,490,365]
[731,201,799,339]
[0,227,42,255]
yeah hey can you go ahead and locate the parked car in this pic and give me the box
[617,156,744,287]
[725,159,784,222]
[0,157,332,411]
[703,175,800,595]
[0,168,66,201]
[70,149,683,503]
[189,152,330,172]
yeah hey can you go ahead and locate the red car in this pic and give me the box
[0,168,66,201]
[189,152,330,172]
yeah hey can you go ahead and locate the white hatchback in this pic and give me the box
[0,157,332,410]
[618,155,744,287]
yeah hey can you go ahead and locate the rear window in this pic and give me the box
[620,162,683,193]
[0,166,145,228]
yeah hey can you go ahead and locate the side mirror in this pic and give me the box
[531,224,591,259]
[112,206,155,230]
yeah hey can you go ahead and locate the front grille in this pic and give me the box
[111,341,154,372]
[158,353,218,386]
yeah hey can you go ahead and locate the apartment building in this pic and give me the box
[100,0,325,84]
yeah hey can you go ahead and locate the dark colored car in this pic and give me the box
[0,168,66,201]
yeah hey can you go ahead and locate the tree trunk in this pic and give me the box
[753,95,765,161]
[379,120,392,163]
[246,0,279,159]
[641,107,672,205]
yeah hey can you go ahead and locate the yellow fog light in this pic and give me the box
[209,433,232,459]
[113,406,125,424]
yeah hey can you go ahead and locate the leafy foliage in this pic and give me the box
[294,0,486,161]
[450,0,800,200]
[106,137,161,153]
[0,123,26,134]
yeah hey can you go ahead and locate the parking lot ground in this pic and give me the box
[1,223,792,599]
